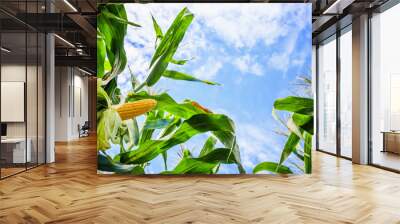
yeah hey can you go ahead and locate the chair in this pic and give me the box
[78,121,90,138]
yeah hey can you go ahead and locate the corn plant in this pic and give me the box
[253,92,314,174]
[97,4,245,174]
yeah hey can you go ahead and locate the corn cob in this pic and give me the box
[116,99,157,120]
[191,101,212,113]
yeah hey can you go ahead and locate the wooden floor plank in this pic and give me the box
[1,136,400,223]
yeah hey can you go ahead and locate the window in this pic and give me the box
[0,1,46,179]
[370,3,400,171]
[339,28,352,158]
[317,36,337,154]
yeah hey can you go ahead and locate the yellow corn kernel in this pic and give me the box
[191,101,212,113]
[116,99,157,120]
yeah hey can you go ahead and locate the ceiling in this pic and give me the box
[0,0,96,74]
[1,0,395,73]
[311,0,390,43]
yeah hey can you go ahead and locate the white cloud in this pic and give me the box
[234,122,283,170]
[268,52,290,72]
[188,4,293,49]
[121,3,311,91]
[267,28,299,73]
[292,48,309,68]
[193,58,223,80]
[233,54,263,76]
[293,58,305,67]
[265,7,310,73]
[250,64,263,76]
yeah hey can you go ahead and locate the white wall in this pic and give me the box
[55,66,70,141]
[54,67,89,141]
[1,65,35,138]
[72,73,89,138]
[1,63,46,164]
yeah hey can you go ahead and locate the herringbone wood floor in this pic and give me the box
[1,136,400,224]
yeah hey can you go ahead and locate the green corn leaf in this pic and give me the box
[291,113,312,127]
[104,59,112,73]
[151,14,163,39]
[146,54,170,86]
[287,116,303,140]
[98,154,144,174]
[149,7,192,68]
[126,91,205,119]
[162,151,168,171]
[126,91,176,104]
[272,108,289,130]
[198,148,238,164]
[162,158,217,174]
[97,108,122,151]
[97,82,111,112]
[146,7,194,86]
[97,15,113,57]
[97,32,106,78]
[97,118,109,151]
[130,166,145,175]
[182,149,192,158]
[170,58,190,65]
[303,132,312,174]
[104,77,121,104]
[101,10,141,27]
[165,148,243,174]
[199,136,217,157]
[105,49,127,85]
[144,118,174,130]
[169,113,235,140]
[293,149,304,161]
[139,112,156,145]
[253,162,293,174]
[123,119,139,150]
[292,113,314,135]
[151,15,163,51]
[160,117,181,138]
[161,101,205,119]
[163,70,220,85]
[139,129,155,145]
[274,96,314,115]
[166,148,242,174]
[213,131,245,174]
[120,113,235,164]
[277,132,300,170]
[98,4,128,85]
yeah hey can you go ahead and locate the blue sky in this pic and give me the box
[112,3,311,174]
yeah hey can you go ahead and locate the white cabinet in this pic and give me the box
[1,138,32,163]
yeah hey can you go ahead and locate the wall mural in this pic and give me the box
[97,3,313,175]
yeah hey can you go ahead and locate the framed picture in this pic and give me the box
[97,3,312,175]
